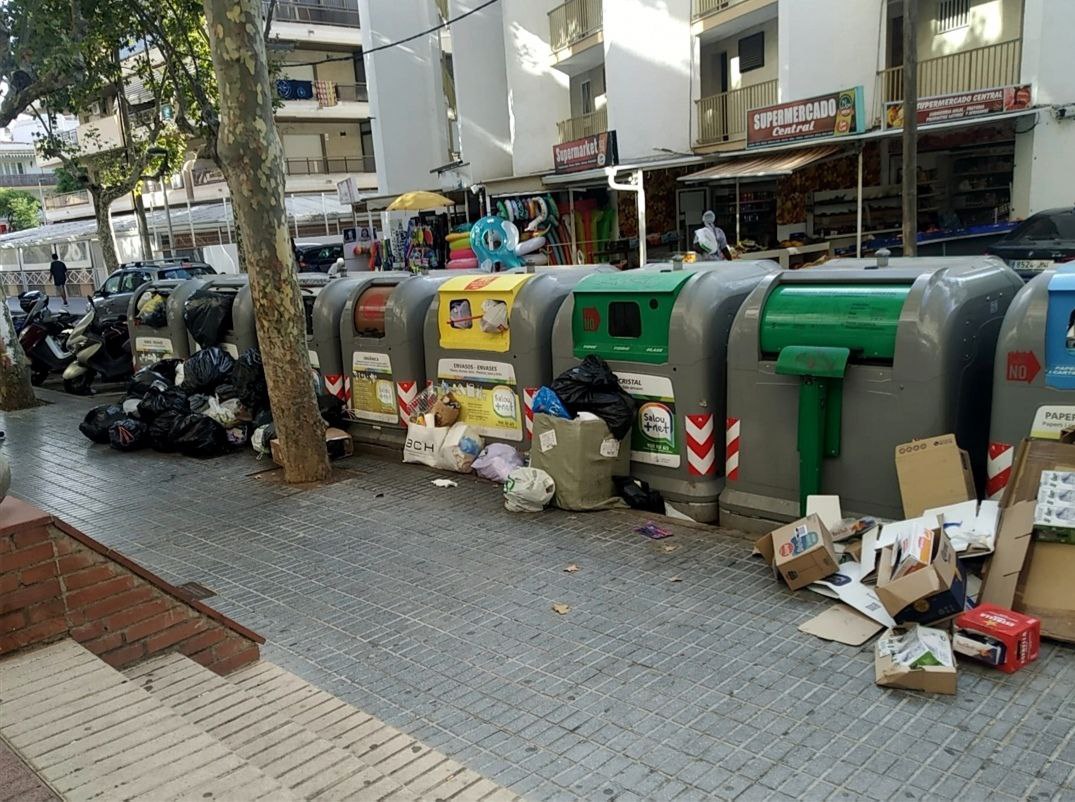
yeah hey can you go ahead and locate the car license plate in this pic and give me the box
[1011,259,1055,272]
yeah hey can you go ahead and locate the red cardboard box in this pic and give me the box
[954,604,1040,674]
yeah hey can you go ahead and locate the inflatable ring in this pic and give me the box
[447,257,478,270]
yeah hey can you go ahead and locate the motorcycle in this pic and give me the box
[16,291,77,385]
[62,298,133,395]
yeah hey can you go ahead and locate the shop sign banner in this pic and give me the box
[884,84,1032,129]
[614,372,680,468]
[553,131,619,174]
[746,87,864,148]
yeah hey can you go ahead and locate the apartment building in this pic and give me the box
[362,0,1074,265]
[40,0,377,236]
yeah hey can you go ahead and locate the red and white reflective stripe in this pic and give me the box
[396,380,417,418]
[725,417,741,480]
[324,373,345,399]
[523,387,538,439]
[686,414,716,476]
[986,442,1014,500]
[342,376,352,403]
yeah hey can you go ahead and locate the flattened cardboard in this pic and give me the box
[810,562,896,627]
[756,514,839,591]
[800,603,885,645]
[874,648,957,695]
[1016,541,1075,643]
[806,495,842,529]
[979,501,1035,609]
[876,529,967,624]
[895,435,975,518]
[1002,439,1075,506]
[271,427,353,466]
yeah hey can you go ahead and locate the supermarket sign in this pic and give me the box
[553,131,619,174]
[746,87,865,148]
[883,84,1033,129]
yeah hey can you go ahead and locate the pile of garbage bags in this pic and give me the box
[78,346,272,458]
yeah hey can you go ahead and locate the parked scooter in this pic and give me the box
[16,291,77,385]
[62,298,133,395]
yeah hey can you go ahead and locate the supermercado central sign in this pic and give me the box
[746,87,865,148]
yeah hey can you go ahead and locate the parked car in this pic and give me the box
[90,258,216,319]
[295,243,344,272]
[988,207,1075,279]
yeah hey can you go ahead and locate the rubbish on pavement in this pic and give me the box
[127,368,171,399]
[809,561,895,627]
[1033,470,1075,543]
[147,410,184,451]
[205,396,242,428]
[668,576,683,583]
[271,427,353,466]
[440,423,483,473]
[564,563,580,573]
[614,477,665,513]
[755,514,839,591]
[550,355,638,441]
[251,423,276,456]
[137,387,190,420]
[122,398,141,416]
[875,624,957,694]
[79,404,126,444]
[472,443,524,483]
[954,604,1040,673]
[147,358,181,384]
[180,346,235,394]
[799,603,885,646]
[108,418,148,452]
[529,413,628,511]
[504,467,555,512]
[895,434,975,518]
[636,522,672,540]
[230,347,269,411]
[552,603,571,615]
[660,543,680,553]
[432,478,458,488]
[170,413,228,457]
[876,528,967,625]
[830,516,879,543]
[531,386,570,420]
[806,495,843,529]
[403,422,449,468]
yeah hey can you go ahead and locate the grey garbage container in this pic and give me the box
[719,255,1022,531]
[128,278,200,368]
[181,275,255,358]
[987,264,1075,500]
[424,267,608,449]
[551,260,779,522]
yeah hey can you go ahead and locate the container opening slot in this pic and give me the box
[609,301,642,338]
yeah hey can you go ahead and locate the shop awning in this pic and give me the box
[678,145,842,183]
[543,154,704,188]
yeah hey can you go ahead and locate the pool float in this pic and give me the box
[447,257,479,270]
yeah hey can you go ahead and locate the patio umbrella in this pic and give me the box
[387,191,456,211]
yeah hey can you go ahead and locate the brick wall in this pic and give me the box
[0,497,263,674]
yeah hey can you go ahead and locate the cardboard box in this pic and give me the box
[954,604,1040,673]
[1033,470,1075,544]
[271,427,353,467]
[892,526,934,579]
[755,514,839,591]
[874,626,957,695]
[895,435,975,518]
[876,528,967,624]
[1016,540,1075,642]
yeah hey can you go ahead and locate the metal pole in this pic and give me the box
[735,178,741,247]
[321,192,330,235]
[184,175,197,251]
[222,198,233,243]
[635,170,646,268]
[569,188,577,265]
[290,195,299,239]
[37,177,48,225]
[856,148,864,258]
[161,179,176,257]
[901,0,918,256]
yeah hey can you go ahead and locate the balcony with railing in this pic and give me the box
[275,79,369,109]
[549,0,602,53]
[692,0,749,20]
[695,79,777,145]
[878,39,1022,106]
[0,172,56,187]
[284,155,375,176]
[44,190,92,211]
[268,0,359,28]
[556,107,608,144]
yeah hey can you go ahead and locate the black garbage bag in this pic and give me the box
[127,368,171,399]
[188,393,211,413]
[147,358,182,384]
[79,404,125,444]
[170,413,228,457]
[180,347,235,394]
[108,418,148,451]
[317,393,344,426]
[137,386,189,420]
[550,356,638,440]
[251,407,274,429]
[147,410,184,451]
[230,347,269,411]
[183,289,234,348]
[214,383,238,402]
[614,477,665,514]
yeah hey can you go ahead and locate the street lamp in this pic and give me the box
[143,147,176,257]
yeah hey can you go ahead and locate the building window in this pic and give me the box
[738,32,765,73]
[581,80,593,115]
[937,0,969,32]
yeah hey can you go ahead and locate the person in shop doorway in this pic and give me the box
[693,210,733,261]
[328,257,347,278]
[49,252,69,306]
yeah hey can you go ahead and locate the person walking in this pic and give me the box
[49,252,69,306]
[693,210,734,261]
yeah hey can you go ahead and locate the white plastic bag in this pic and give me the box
[205,396,242,427]
[403,422,449,467]
[439,423,483,473]
[473,443,525,483]
[504,467,555,513]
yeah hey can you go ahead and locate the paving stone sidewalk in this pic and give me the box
[3,392,1074,802]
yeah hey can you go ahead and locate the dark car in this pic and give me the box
[295,243,344,272]
[988,208,1075,279]
[91,258,216,319]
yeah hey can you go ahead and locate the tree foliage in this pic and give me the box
[0,188,41,230]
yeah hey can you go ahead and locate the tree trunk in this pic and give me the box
[92,191,120,273]
[0,302,36,410]
[132,190,154,260]
[204,0,330,483]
